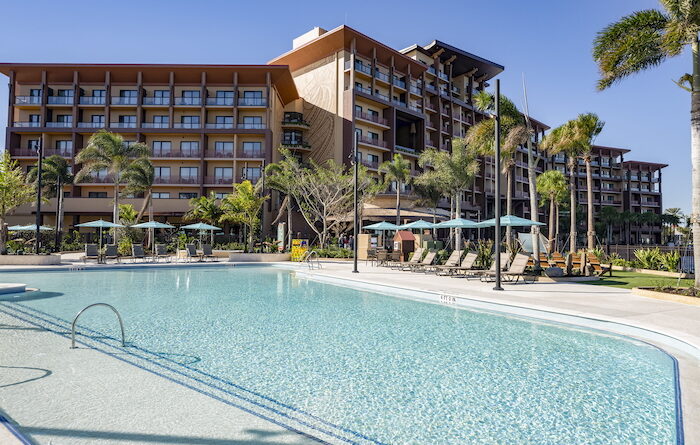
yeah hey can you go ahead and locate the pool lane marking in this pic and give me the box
[0,303,386,445]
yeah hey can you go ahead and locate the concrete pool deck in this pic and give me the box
[0,259,698,443]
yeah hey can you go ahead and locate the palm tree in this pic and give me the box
[220,180,269,252]
[598,206,621,252]
[593,2,700,283]
[184,192,223,226]
[265,149,303,249]
[28,155,73,251]
[536,170,567,252]
[413,177,446,230]
[541,114,604,252]
[379,154,412,225]
[122,157,155,223]
[74,130,149,240]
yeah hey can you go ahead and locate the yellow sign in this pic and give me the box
[291,239,309,262]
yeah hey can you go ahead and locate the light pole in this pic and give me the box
[493,79,503,291]
[353,132,359,273]
[34,140,43,254]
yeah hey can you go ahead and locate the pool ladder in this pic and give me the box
[304,250,322,270]
[70,303,126,349]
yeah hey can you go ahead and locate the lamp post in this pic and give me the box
[493,79,503,291]
[34,140,43,254]
[353,132,359,273]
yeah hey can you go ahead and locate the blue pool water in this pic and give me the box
[0,266,680,444]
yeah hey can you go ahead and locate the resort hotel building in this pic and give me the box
[1,25,667,244]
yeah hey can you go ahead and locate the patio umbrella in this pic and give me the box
[397,220,435,230]
[181,222,221,246]
[476,215,545,228]
[8,224,54,231]
[434,218,479,229]
[76,219,125,250]
[131,221,175,251]
[362,221,399,249]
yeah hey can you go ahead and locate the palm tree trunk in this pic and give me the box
[455,190,461,253]
[526,138,540,266]
[505,167,512,245]
[568,161,577,253]
[136,189,151,222]
[54,179,62,252]
[585,158,595,250]
[691,35,700,287]
[555,202,560,252]
[548,194,556,253]
[395,182,401,225]
[287,197,293,251]
[148,191,154,250]
[113,181,120,244]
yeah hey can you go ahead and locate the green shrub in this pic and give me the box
[435,249,450,265]
[634,248,662,270]
[475,239,494,269]
[60,230,84,251]
[660,251,681,272]
[118,238,134,256]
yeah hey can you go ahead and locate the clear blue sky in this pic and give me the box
[0,0,690,212]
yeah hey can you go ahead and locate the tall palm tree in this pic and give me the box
[541,114,604,252]
[28,155,73,251]
[122,157,155,223]
[599,206,621,251]
[74,130,149,236]
[184,192,223,226]
[536,170,567,252]
[593,1,700,283]
[379,154,412,225]
[413,177,446,232]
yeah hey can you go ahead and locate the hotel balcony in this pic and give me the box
[355,110,389,127]
[362,160,379,170]
[281,113,310,128]
[143,97,170,106]
[80,96,106,105]
[237,150,265,159]
[46,122,73,128]
[395,145,417,156]
[142,122,171,129]
[78,122,105,128]
[238,97,267,107]
[281,139,311,150]
[47,96,74,105]
[173,122,201,129]
[9,148,73,158]
[110,122,138,128]
[206,97,234,106]
[111,97,138,105]
[13,121,41,127]
[237,122,265,129]
[174,97,202,106]
[357,136,388,150]
[392,78,406,89]
[153,175,201,185]
[204,176,233,185]
[409,85,422,96]
[15,96,41,105]
[352,61,372,76]
[152,150,201,159]
[205,123,235,129]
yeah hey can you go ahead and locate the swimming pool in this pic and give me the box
[0,266,681,444]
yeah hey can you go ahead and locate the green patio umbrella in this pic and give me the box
[131,221,175,251]
[76,219,125,250]
[181,222,221,245]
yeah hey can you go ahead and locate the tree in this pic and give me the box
[662,207,683,243]
[418,139,480,251]
[593,2,700,284]
[184,192,223,226]
[378,154,412,225]
[27,154,73,251]
[220,180,269,252]
[536,170,567,252]
[74,130,149,242]
[0,152,35,254]
[265,149,303,249]
[598,206,621,251]
[413,176,447,226]
[122,157,155,223]
[541,114,605,252]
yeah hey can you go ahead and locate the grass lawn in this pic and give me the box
[583,270,693,289]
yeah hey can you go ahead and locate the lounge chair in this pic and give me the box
[185,243,201,262]
[384,251,402,267]
[476,254,511,281]
[586,253,612,277]
[436,252,478,277]
[130,244,147,263]
[502,254,536,284]
[104,244,120,263]
[375,250,389,266]
[407,251,437,272]
[550,252,567,269]
[424,250,461,274]
[391,247,424,270]
[154,244,170,262]
[82,244,99,263]
[201,244,217,261]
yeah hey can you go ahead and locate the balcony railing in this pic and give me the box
[281,116,310,127]
[238,97,267,107]
[153,175,201,185]
[78,122,105,128]
[206,97,234,106]
[358,136,387,148]
[205,176,233,185]
[438,72,449,81]
[392,78,406,89]
[374,70,390,82]
[375,92,390,102]
[111,97,138,105]
[46,122,73,128]
[281,140,311,149]
[238,122,265,129]
[47,96,74,105]
[173,122,201,129]
[409,85,422,95]
[409,104,421,113]
[362,160,379,169]
[238,150,265,159]
[205,150,234,158]
[392,99,407,108]
[205,123,235,129]
[174,97,202,106]
[10,148,73,157]
[354,62,372,76]
[14,121,41,127]
[152,150,201,158]
[143,97,170,105]
[81,175,114,184]
[80,96,106,105]
[355,111,389,126]
[110,122,137,128]
[354,85,372,95]
[395,145,416,155]
[142,122,170,128]
[15,96,41,105]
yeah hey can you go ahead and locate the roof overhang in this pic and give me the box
[0,63,300,104]
[592,145,631,154]
[419,40,504,80]
[269,25,427,75]
[622,160,668,169]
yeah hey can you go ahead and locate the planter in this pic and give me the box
[632,287,700,306]
[0,254,61,265]
[611,265,692,279]
[228,252,291,262]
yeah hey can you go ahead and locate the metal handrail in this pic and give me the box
[71,303,126,349]
[305,250,321,269]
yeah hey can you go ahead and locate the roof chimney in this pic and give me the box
[292,27,328,49]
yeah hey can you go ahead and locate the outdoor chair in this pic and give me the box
[501,254,537,284]
[82,244,99,263]
[154,244,170,262]
[185,243,201,262]
[424,250,461,274]
[586,253,612,277]
[104,244,120,263]
[407,251,438,272]
[375,250,389,266]
[384,251,402,267]
[201,244,217,261]
[131,244,147,263]
[436,252,478,277]
[366,248,378,266]
[392,248,424,270]
[551,252,567,269]
[475,254,510,280]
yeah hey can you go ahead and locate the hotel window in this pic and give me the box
[182,90,200,105]
[88,192,108,198]
[181,116,200,127]
[153,90,169,104]
[355,128,362,140]
[152,141,171,156]
[214,167,233,180]
[215,192,228,200]
[215,91,234,105]
[241,167,261,181]
[119,115,136,126]
[240,116,262,129]
[153,115,169,126]
[242,141,261,156]
[56,114,72,123]
[354,105,362,115]
[367,154,379,164]
[179,167,198,180]
[27,139,40,150]
[91,115,105,124]
[152,192,170,199]
[95,168,109,178]
[56,140,72,151]
[154,167,171,179]
[56,89,73,97]
[120,90,137,98]
[92,89,105,98]
[179,192,198,199]
[29,89,41,97]
[243,90,262,99]
[180,141,199,154]
[283,130,302,145]
[215,116,233,127]
[215,141,234,154]
[368,131,379,141]
[368,109,379,118]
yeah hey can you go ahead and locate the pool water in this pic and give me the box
[0,266,680,444]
